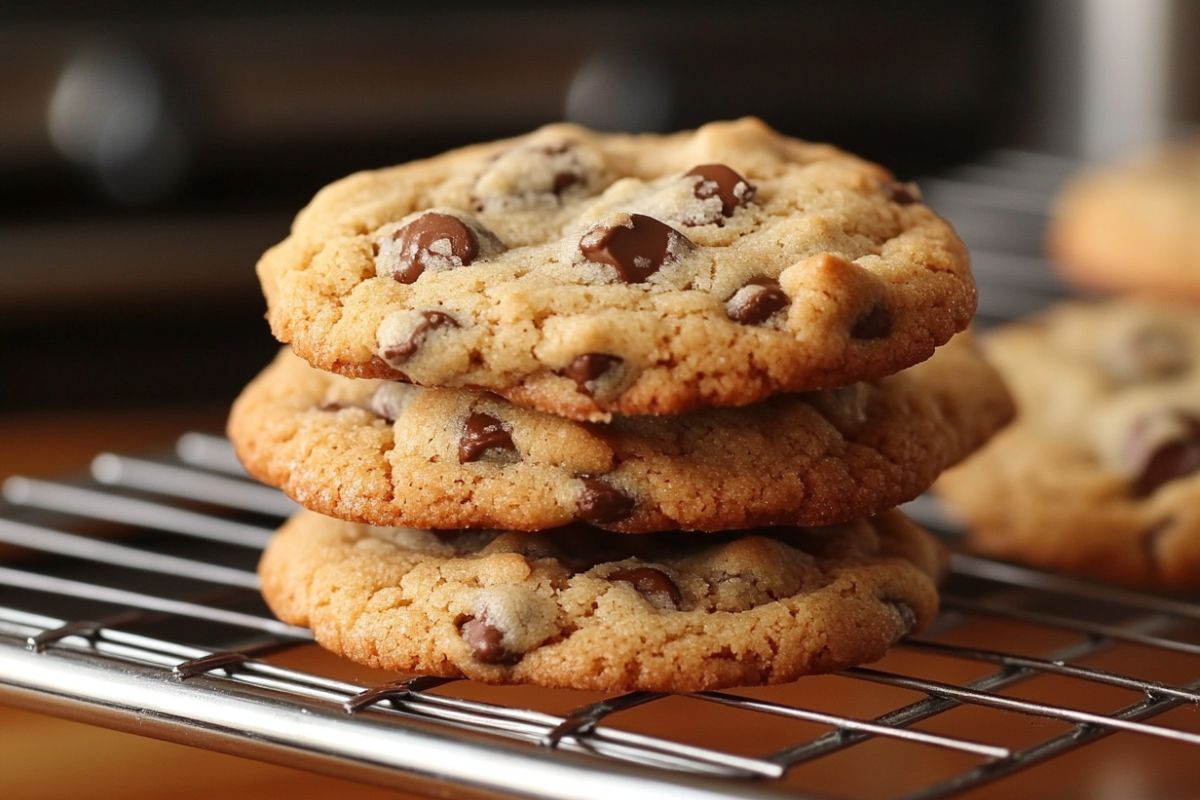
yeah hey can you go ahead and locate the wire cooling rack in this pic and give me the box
[4,436,1200,800]
[2,151,1198,799]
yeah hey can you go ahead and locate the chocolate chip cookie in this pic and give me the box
[259,509,944,691]
[229,334,1012,533]
[1050,138,1200,300]
[936,300,1200,587]
[258,117,975,421]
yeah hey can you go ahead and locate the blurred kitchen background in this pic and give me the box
[2,0,1198,415]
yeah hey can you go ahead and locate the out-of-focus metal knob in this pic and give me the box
[564,50,673,133]
[47,43,191,204]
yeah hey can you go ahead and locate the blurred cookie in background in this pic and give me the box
[935,300,1200,587]
[1049,139,1200,300]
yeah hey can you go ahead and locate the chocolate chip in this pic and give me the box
[851,304,892,340]
[381,311,459,362]
[458,412,517,464]
[563,353,622,395]
[553,171,581,195]
[726,278,790,324]
[576,476,635,524]
[685,163,755,218]
[579,214,686,283]
[459,615,517,664]
[538,143,591,198]
[387,212,479,284]
[609,566,682,608]
[1130,413,1200,496]
[883,180,922,205]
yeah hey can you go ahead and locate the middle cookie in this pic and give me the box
[229,334,1012,533]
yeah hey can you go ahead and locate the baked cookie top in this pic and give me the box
[258,118,975,420]
[229,334,1012,533]
[935,300,1200,586]
[259,509,944,691]
[1050,138,1200,299]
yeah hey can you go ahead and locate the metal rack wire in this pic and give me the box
[1,152,1198,799]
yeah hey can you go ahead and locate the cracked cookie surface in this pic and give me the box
[1050,138,1200,300]
[936,300,1200,587]
[259,509,944,691]
[258,118,975,420]
[229,334,1012,533]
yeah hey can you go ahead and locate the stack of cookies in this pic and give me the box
[230,119,1013,691]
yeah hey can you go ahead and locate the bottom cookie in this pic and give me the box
[260,509,945,692]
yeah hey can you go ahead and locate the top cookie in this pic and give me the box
[1050,139,1200,300]
[259,118,975,420]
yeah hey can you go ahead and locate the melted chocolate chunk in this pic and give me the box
[576,477,635,524]
[382,311,459,362]
[563,353,622,395]
[685,164,755,218]
[851,304,892,340]
[541,143,588,197]
[579,214,684,282]
[726,278,790,324]
[459,615,517,664]
[883,180,922,205]
[389,213,479,284]
[1132,414,1200,497]
[458,412,517,463]
[609,566,682,608]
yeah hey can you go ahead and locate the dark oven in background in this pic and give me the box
[1,2,1037,413]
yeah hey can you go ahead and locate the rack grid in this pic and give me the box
[1,152,1197,799]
